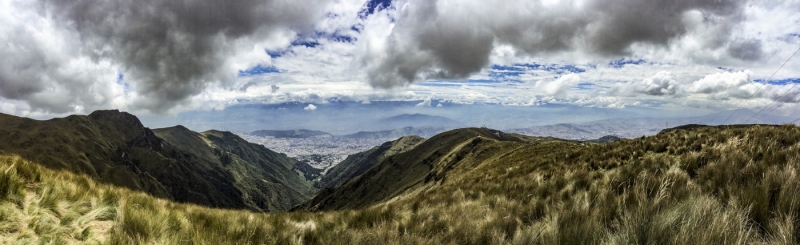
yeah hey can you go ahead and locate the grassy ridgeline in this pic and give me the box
[2,125,800,244]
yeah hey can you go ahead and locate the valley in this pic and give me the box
[237,126,452,169]
[237,133,389,169]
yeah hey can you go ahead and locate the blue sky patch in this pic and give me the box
[116,73,129,90]
[609,58,647,68]
[489,63,587,81]
[754,78,800,85]
[238,65,280,77]
[291,39,320,48]
[488,70,525,81]
[495,63,586,74]
[350,25,363,33]
[267,50,289,59]
[316,31,355,43]
[574,82,596,90]
[289,32,355,50]
[468,79,504,83]
[362,0,392,16]
[490,64,526,72]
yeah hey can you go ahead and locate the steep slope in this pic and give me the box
[296,128,556,211]
[316,135,425,189]
[153,126,316,211]
[0,110,314,212]
[0,110,174,199]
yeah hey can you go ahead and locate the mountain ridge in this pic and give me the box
[377,113,464,129]
[316,135,426,189]
[0,110,315,212]
[339,126,449,139]
[295,127,560,211]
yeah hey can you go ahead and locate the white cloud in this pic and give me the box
[640,72,680,96]
[687,70,754,98]
[609,71,681,97]
[304,104,317,111]
[536,74,581,96]
[416,97,432,107]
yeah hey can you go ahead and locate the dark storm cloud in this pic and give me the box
[581,0,742,55]
[7,0,328,113]
[363,0,748,87]
[728,39,764,61]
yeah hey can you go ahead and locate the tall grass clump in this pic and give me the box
[0,155,116,244]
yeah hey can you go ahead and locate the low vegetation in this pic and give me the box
[2,124,800,244]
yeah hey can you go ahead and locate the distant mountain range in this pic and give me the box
[250,129,332,138]
[247,113,463,139]
[339,126,450,139]
[246,127,449,140]
[507,109,797,140]
[378,113,464,129]
[0,110,316,212]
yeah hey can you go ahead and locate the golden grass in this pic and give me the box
[1,124,800,244]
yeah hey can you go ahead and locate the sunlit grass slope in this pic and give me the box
[317,135,425,189]
[2,124,800,244]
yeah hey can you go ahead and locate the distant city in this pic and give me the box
[237,134,393,169]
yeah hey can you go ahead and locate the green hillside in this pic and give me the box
[296,128,561,211]
[316,135,425,189]
[0,110,315,212]
[3,124,800,244]
[153,126,316,212]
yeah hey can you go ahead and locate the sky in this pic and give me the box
[1,0,799,131]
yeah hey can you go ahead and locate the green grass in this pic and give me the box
[2,124,800,244]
